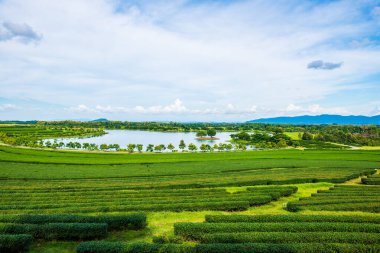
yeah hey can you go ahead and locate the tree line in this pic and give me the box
[41,139,252,153]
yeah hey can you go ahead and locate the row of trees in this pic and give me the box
[41,140,253,152]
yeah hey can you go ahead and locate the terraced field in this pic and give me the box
[75,215,380,253]
[0,186,297,214]
[287,185,380,212]
[362,174,380,185]
[0,145,379,252]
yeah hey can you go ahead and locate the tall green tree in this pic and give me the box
[196,130,207,138]
[179,140,186,151]
[207,128,216,138]
[137,144,143,152]
[127,144,136,153]
[167,143,175,152]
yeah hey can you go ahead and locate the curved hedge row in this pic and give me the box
[0,223,107,240]
[0,201,251,213]
[0,234,33,253]
[0,214,146,230]
[205,214,380,224]
[0,185,297,213]
[0,196,272,210]
[200,231,380,244]
[290,202,380,212]
[174,222,380,239]
[362,174,380,185]
[287,185,380,212]
[76,242,380,253]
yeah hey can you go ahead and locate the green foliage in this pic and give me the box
[362,174,380,185]
[174,222,380,240]
[0,213,147,230]
[0,185,298,214]
[77,241,125,253]
[302,132,314,140]
[206,128,216,137]
[75,242,380,253]
[0,234,33,253]
[205,214,380,224]
[196,130,207,138]
[200,231,380,244]
[0,222,108,240]
[0,125,104,147]
[287,185,380,212]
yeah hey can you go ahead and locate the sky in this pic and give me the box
[0,0,380,122]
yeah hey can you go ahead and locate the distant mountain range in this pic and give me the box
[247,114,380,125]
[90,118,108,122]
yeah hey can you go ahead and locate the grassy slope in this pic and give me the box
[284,132,302,140]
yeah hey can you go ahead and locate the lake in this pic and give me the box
[49,130,238,150]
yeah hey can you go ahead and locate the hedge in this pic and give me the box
[0,234,33,253]
[200,231,380,244]
[293,202,380,213]
[0,223,107,240]
[0,192,264,205]
[0,214,146,230]
[205,214,380,224]
[3,201,251,213]
[362,179,380,185]
[77,241,125,253]
[174,222,380,239]
[295,199,379,206]
[0,196,271,210]
[76,242,380,253]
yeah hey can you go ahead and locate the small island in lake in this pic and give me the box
[195,137,220,140]
[195,129,219,140]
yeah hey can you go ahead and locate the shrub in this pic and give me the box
[0,214,146,230]
[74,242,380,253]
[174,222,380,240]
[205,214,380,224]
[77,241,125,253]
[200,231,380,244]
[152,235,183,244]
[0,234,33,253]
[0,222,108,240]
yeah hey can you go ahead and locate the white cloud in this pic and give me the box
[68,104,97,113]
[286,104,302,112]
[0,103,17,111]
[0,0,379,120]
[284,103,349,116]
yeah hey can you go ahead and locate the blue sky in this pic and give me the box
[0,0,379,121]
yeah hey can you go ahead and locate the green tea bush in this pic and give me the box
[0,234,33,253]
[362,174,380,185]
[205,214,380,224]
[0,214,146,230]
[0,222,108,240]
[77,241,125,253]
[200,231,380,244]
[174,222,380,240]
[74,241,380,253]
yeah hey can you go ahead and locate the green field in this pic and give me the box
[0,144,379,252]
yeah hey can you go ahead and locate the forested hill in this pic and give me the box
[248,114,380,125]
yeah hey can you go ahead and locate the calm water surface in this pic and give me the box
[51,130,236,150]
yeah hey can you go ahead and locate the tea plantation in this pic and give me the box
[0,145,379,252]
